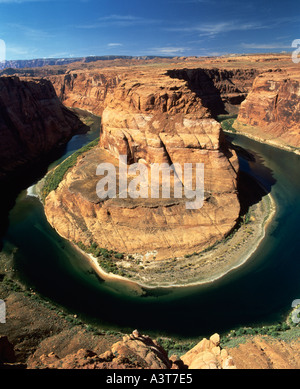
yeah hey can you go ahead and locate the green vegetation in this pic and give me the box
[221,319,299,349]
[156,337,198,357]
[40,137,99,203]
[216,114,238,133]
[74,240,125,276]
[220,118,237,133]
[241,209,252,225]
[216,114,238,122]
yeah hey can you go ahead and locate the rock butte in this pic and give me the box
[40,55,299,260]
[0,54,299,261]
[44,67,241,260]
[1,54,300,370]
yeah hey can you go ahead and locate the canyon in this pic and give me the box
[44,67,241,260]
[2,54,298,264]
[0,54,300,370]
[41,54,299,262]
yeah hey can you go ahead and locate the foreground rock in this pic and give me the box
[181,333,236,369]
[0,335,26,369]
[228,336,300,369]
[28,330,172,369]
[26,331,235,369]
[4,327,300,369]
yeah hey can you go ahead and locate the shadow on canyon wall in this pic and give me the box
[167,68,249,117]
[226,134,277,218]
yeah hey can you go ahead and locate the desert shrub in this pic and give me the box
[41,138,99,202]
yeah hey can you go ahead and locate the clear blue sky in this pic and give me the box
[0,0,299,60]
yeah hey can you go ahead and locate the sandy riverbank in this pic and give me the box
[74,192,276,290]
[230,122,300,156]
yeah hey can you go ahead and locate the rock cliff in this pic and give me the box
[26,331,235,370]
[167,68,258,115]
[49,66,258,117]
[234,69,300,150]
[50,71,121,116]
[44,69,240,260]
[0,76,86,180]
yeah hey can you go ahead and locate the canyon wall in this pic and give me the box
[234,69,300,150]
[44,69,241,260]
[167,68,258,116]
[0,76,86,180]
[49,67,258,117]
[50,71,121,116]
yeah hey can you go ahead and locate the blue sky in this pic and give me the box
[0,0,299,60]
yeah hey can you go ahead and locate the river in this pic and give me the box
[2,127,300,339]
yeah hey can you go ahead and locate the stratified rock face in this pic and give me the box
[167,68,258,115]
[235,70,300,149]
[49,67,258,117]
[50,71,120,116]
[45,69,240,260]
[0,76,85,179]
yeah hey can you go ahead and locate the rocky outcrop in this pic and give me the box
[27,331,235,370]
[181,333,236,369]
[44,69,240,260]
[4,328,300,370]
[234,69,300,150]
[228,336,300,369]
[0,76,86,180]
[28,330,173,369]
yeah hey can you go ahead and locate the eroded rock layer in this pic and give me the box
[167,68,258,115]
[0,76,85,179]
[49,66,258,117]
[235,69,300,149]
[45,69,240,260]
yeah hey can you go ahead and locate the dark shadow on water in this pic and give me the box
[226,133,277,217]
[0,146,69,250]
[0,120,95,251]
